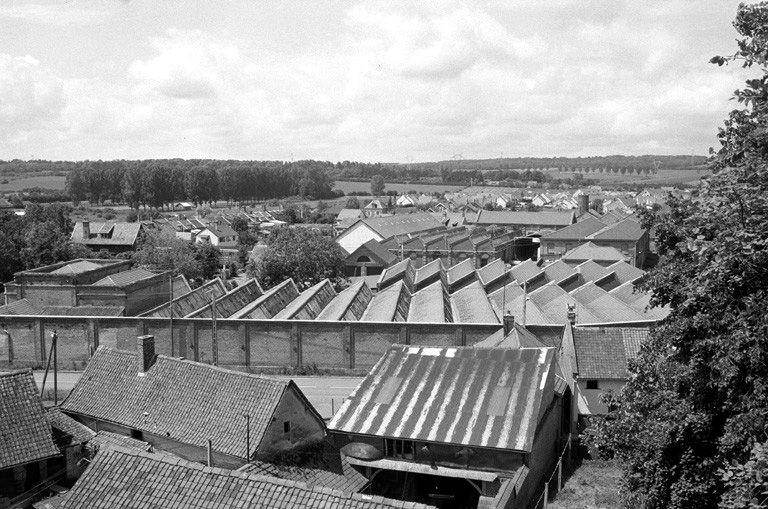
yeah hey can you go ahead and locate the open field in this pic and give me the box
[549,459,624,509]
[0,175,67,192]
[333,180,465,194]
[555,168,710,185]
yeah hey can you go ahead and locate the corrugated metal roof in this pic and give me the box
[329,345,557,453]
[362,212,442,239]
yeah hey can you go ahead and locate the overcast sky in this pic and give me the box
[0,0,755,162]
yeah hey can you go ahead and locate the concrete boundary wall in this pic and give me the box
[0,315,501,373]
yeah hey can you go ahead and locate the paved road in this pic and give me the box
[26,371,362,419]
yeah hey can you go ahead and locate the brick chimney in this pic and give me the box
[567,304,577,325]
[82,220,90,239]
[578,195,590,216]
[503,313,514,336]
[137,335,156,375]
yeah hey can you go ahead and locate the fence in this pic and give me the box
[0,315,501,373]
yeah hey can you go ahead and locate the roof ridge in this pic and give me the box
[93,345,288,386]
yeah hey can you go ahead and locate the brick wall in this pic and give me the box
[0,315,501,373]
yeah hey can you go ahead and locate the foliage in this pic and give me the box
[61,159,336,209]
[0,203,93,285]
[131,231,222,283]
[370,174,385,196]
[250,227,345,290]
[590,4,768,507]
[345,196,361,209]
[720,441,768,508]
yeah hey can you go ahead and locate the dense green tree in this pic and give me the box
[370,174,385,196]
[345,196,361,209]
[250,227,345,290]
[591,4,768,507]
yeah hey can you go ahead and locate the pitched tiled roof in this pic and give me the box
[60,347,304,459]
[329,346,557,453]
[362,212,442,239]
[562,242,627,263]
[0,298,38,315]
[186,279,263,318]
[472,210,575,227]
[540,217,606,241]
[59,447,431,509]
[0,370,60,468]
[91,268,157,287]
[71,222,142,246]
[348,239,397,266]
[450,281,499,323]
[50,260,102,275]
[573,327,650,379]
[317,280,373,321]
[408,281,449,322]
[237,440,369,493]
[362,280,411,322]
[47,407,96,448]
[141,278,227,317]
[86,430,150,456]
[587,217,645,242]
[476,258,506,288]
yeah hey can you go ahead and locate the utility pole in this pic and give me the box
[52,331,58,405]
[168,272,174,356]
[209,291,218,366]
[244,414,251,463]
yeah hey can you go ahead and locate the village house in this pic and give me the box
[569,326,649,420]
[0,370,61,505]
[539,217,649,267]
[328,345,570,508]
[195,222,239,248]
[335,208,366,235]
[70,221,144,253]
[336,212,443,254]
[395,194,418,207]
[59,335,326,469]
[1,259,170,316]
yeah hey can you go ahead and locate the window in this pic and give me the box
[131,429,144,440]
[586,380,600,390]
[547,243,555,254]
[283,421,291,434]
[384,438,415,460]
[357,255,371,263]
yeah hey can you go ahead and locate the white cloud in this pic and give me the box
[0,0,753,160]
[0,54,66,132]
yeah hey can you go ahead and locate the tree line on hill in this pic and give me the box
[63,159,338,208]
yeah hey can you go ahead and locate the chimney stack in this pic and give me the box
[578,194,590,216]
[82,220,90,239]
[137,335,156,375]
[503,313,515,336]
[567,304,577,325]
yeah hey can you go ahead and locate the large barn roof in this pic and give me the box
[329,345,557,453]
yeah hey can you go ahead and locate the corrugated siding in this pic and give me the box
[329,346,556,453]
[189,279,263,318]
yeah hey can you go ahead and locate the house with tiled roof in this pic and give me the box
[0,370,60,503]
[57,446,433,509]
[344,238,398,277]
[195,222,239,248]
[328,345,569,508]
[570,326,649,416]
[540,216,649,267]
[336,212,443,254]
[60,335,326,469]
[469,209,576,235]
[70,221,144,253]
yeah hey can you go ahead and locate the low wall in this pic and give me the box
[0,315,501,373]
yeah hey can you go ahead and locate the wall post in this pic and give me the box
[243,322,251,369]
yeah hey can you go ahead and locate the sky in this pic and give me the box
[0,0,757,162]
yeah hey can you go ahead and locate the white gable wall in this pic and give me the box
[336,223,383,254]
